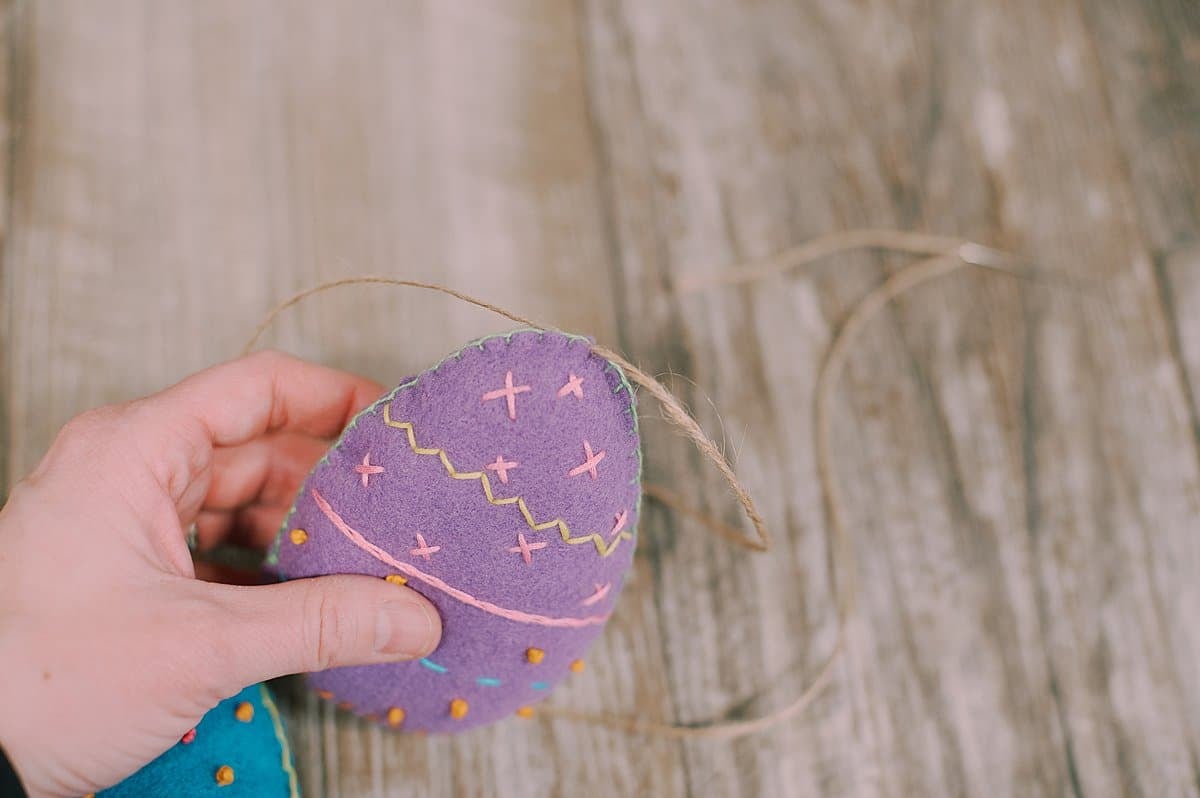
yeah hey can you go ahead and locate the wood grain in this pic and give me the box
[2,1,1198,796]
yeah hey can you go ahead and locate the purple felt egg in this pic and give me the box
[268,329,641,732]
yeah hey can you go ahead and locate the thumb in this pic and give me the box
[201,575,442,690]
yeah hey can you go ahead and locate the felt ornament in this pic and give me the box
[266,330,642,732]
[97,684,299,797]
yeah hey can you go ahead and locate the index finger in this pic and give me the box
[145,350,386,446]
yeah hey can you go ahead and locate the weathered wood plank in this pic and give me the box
[3,0,1199,796]
[1081,0,1200,443]
[0,0,22,502]
[581,1,1200,797]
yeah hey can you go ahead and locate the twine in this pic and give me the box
[244,231,1032,740]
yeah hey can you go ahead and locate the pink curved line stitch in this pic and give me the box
[310,488,611,629]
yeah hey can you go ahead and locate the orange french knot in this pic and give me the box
[215,765,235,786]
[385,574,408,586]
[569,659,585,673]
[516,706,535,719]
[289,528,308,545]
[525,647,545,664]
[316,690,334,700]
[234,701,254,722]
[387,707,406,727]
[449,698,469,720]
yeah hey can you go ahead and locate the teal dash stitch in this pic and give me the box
[531,681,549,690]
[420,658,448,674]
[476,677,502,687]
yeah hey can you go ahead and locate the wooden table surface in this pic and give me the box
[2,2,1198,796]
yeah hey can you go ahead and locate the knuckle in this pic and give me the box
[303,583,353,672]
[149,417,213,502]
[244,349,291,430]
[38,405,130,476]
[58,406,121,444]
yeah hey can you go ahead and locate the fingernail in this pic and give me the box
[375,599,436,658]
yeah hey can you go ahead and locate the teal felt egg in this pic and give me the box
[97,684,299,797]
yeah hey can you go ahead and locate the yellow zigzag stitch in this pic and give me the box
[382,403,633,557]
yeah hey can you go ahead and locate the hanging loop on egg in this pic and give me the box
[243,278,771,554]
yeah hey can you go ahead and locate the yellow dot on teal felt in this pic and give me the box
[215,765,235,786]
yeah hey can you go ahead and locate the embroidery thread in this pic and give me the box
[485,454,519,484]
[382,405,633,556]
[481,370,531,420]
[558,373,585,399]
[354,452,385,487]
[507,532,549,565]
[567,440,606,480]
[581,582,612,607]
[609,510,628,540]
[310,488,612,628]
[259,685,300,798]
[409,533,441,561]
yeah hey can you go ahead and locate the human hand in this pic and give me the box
[0,352,442,797]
